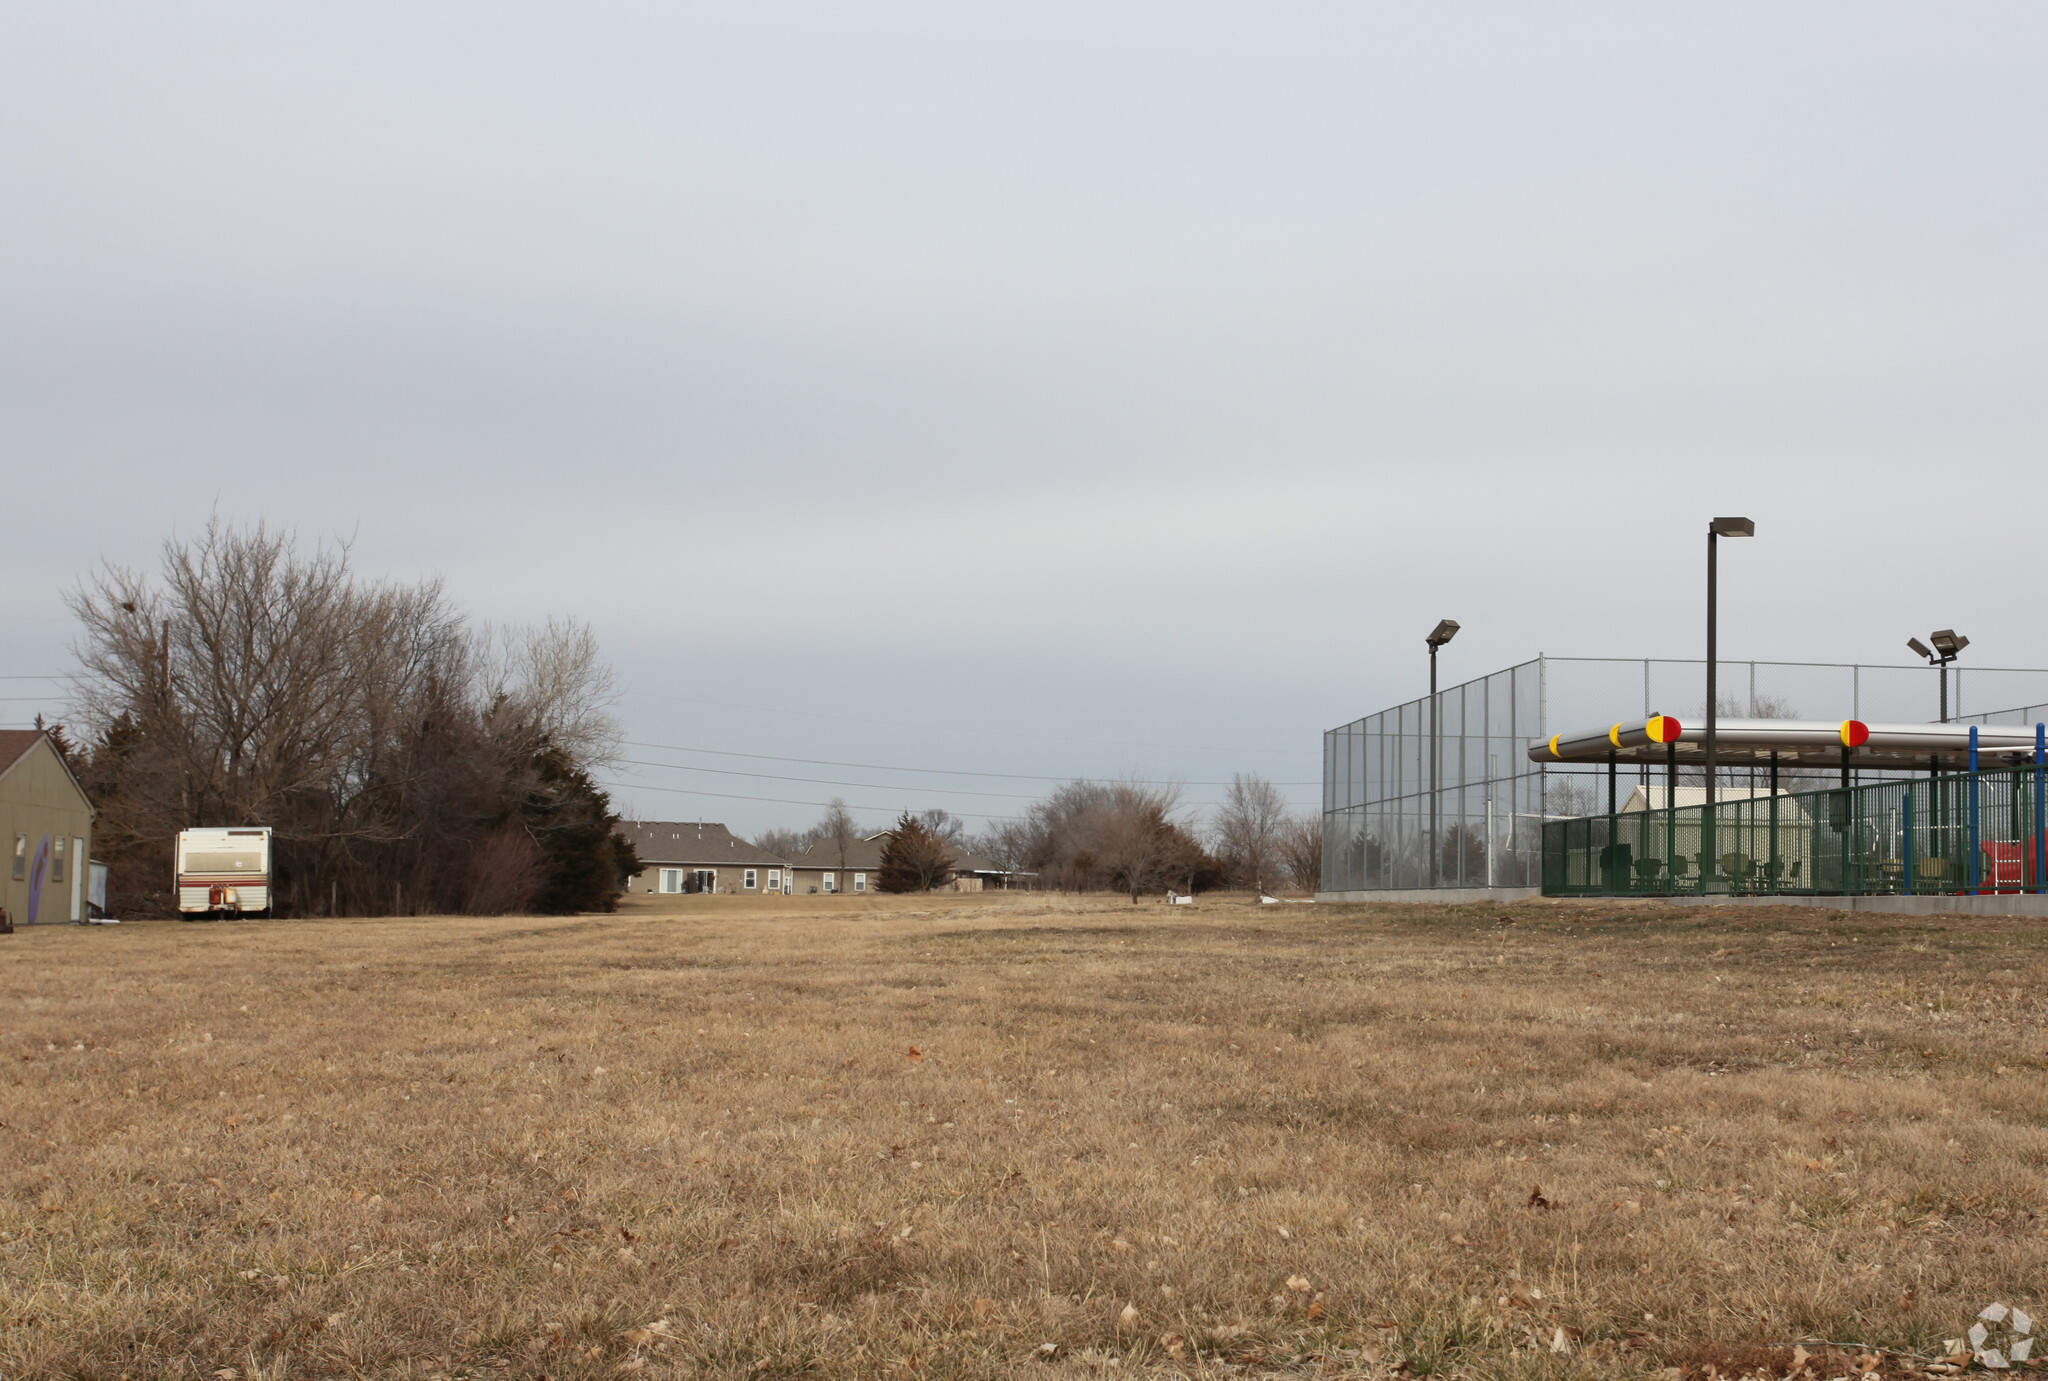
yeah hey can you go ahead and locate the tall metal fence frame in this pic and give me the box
[1322,655,2048,895]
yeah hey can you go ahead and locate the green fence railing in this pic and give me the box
[1542,753,2048,897]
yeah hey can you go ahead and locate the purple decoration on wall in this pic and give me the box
[26,835,49,925]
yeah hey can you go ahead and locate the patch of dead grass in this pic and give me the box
[0,892,2043,1378]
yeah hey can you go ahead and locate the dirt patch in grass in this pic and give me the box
[0,892,2043,1378]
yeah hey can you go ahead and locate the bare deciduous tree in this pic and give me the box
[915,809,969,848]
[994,776,1215,900]
[813,797,860,870]
[752,827,807,861]
[1211,772,1290,893]
[1278,814,1323,892]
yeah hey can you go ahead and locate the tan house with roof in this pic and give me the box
[787,832,887,895]
[785,832,1024,894]
[620,821,791,895]
[1,731,96,927]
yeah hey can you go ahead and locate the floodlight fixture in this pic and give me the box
[1913,629,1969,721]
[1709,516,1755,538]
[1426,619,1460,649]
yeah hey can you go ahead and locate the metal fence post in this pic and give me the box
[1968,725,1981,895]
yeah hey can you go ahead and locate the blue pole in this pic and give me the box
[1968,725,1980,895]
[2036,723,2045,893]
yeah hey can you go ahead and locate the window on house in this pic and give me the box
[659,868,683,893]
[767,869,781,892]
[11,835,23,881]
[744,869,757,890]
[51,836,64,885]
[823,872,836,892]
[854,872,867,893]
[694,869,716,893]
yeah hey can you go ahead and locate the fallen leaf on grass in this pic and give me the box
[1287,1275,1312,1293]
[1119,1304,1139,1328]
[1160,1333,1186,1360]
[1527,1184,1555,1210]
[906,1047,923,1064]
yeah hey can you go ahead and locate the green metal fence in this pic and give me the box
[1542,761,2048,897]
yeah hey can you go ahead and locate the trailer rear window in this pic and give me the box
[182,851,264,872]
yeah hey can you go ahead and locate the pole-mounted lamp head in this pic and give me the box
[1709,516,1755,538]
[1930,629,1968,658]
[1906,637,1935,663]
[1426,619,1460,649]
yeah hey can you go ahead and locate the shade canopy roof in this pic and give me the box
[1529,717,2046,771]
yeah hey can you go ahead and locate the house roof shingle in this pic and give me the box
[788,835,887,870]
[622,821,790,867]
[785,834,1012,876]
[0,731,46,778]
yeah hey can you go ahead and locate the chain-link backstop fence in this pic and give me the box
[1322,656,2048,895]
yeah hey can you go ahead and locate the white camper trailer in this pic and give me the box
[175,827,273,919]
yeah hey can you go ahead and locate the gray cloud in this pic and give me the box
[5,2,2047,831]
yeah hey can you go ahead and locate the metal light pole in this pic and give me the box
[1426,619,1460,887]
[1704,517,1754,888]
[1908,631,1969,722]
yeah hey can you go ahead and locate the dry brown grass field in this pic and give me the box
[3,892,2045,1381]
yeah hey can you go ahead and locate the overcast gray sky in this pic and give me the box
[6,3,2047,834]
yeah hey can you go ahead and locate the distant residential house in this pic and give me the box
[787,833,887,895]
[787,833,1032,894]
[946,846,1031,892]
[620,821,790,895]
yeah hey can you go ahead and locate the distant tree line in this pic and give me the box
[755,773,1323,898]
[65,519,638,918]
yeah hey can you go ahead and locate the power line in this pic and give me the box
[622,689,1316,757]
[600,779,1024,822]
[620,740,1318,787]
[617,758,1045,800]
[615,757,1315,810]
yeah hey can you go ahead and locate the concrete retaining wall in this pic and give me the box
[1319,886,2048,916]
[1317,887,1540,905]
